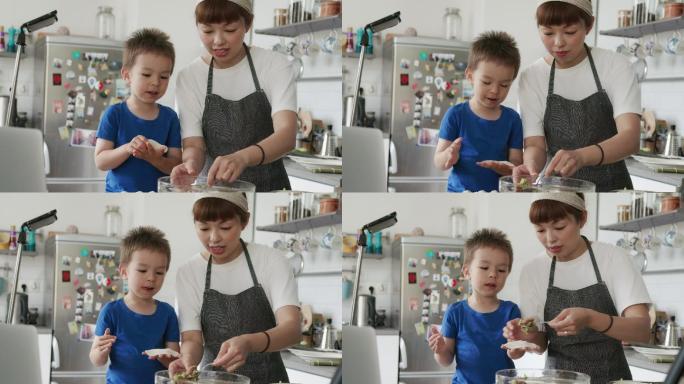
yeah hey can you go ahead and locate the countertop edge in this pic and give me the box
[625,348,672,374]
[284,158,341,187]
[626,157,684,187]
[281,350,337,379]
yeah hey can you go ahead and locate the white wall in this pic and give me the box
[0,193,341,330]
[1,0,342,134]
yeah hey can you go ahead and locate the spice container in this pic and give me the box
[319,197,339,213]
[618,10,633,27]
[617,204,632,222]
[660,193,680,212]
[274,8,288,26]
[289,192,303,220]
[320,0,341,17]
[664,2,684,18]
[289,0,302,23]
[275,206,289,223]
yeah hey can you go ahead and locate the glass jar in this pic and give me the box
[443,8,462,41]
[289,0,302,24]
[274,206,289,224]
[660,193,680,213]
[274,8,288,27]
[450,208,467,239]
[289,192,303,220]
[618,10,633,27]
[617,204,632,222]
[104,205,122,238]
[96,6,115,39]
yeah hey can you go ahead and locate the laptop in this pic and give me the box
[0,323,43,384]
[0,126,48,192]
[342,126,389,192]
[342,325,382,384]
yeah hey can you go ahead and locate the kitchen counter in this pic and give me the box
[284,158,341,188]
[624,347,672,374]
[281,350,337,379]
[626,157,683,187]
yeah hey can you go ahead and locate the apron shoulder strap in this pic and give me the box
[581,235,604,283]
[207,57,215,95]
[549,256,557,286]
[240,239,261,287]
[205,254,213,291]
[549,58,556,95]
[243,43,263,92]
[584,44,604,92]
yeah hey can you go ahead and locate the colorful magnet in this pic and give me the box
[432,262,437,269]
[430,290,440,314]
[95,273,105,285]
[405,125,417,140]
[87,76,98,90]
[415,321,426,335]
[420,269,430,278]
[85,261,91,268]
[71,51,81,60]
[433,106,441,116]
[63,83,72,90]
[419,280,426,289]
[419,52,428,61]
[62,295,72,309]
[409,297,419,311]
[434,64,445,77]
[62,270,71,283]
[76,286,86,295]
[413,71,423,80]
[52,73,62,86]
[447,63,456,71]
[67,321,79,335]
[86,272,94,281]
[441,274,450,286]
[400,58,410,69]
[425,250,435,259]
[420,258,427,266]
[434,77,444,89]
[425,76,434,84]
[456,61,467,71]
[432,273,440,282]
[449,278,457,288]
[80,247,89,257]
[401,101,411,114]
[100,62,109,71]
[86,106,94,116]
[441,303,448,313]
[87,65,98,76]
[78,75,86,84]
[74,267,84,276]
[52,58,63,69]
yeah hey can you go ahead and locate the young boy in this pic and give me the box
[428,228,521,384]
[95,28,182,192]
[90,226,180,384]
[433,31,523,192]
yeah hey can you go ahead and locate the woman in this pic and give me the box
[169,192,301,383]
[503,193,651,383]
[513,0,641,191]
[171,0,297,191]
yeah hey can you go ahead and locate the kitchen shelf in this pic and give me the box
[599,207,684,232]
[599,15,684,38]
[0,249,37,256]
[256,211,341,233]
[255,15,341,37]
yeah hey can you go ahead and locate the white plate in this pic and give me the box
[288,347,342,363]
[632,345,680,357]
[288,154,342,168]
[633,154,684,170]
[143,348,181,358]
[502,340,539,350]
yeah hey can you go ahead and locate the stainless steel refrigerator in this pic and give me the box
[381,37,470,192]
[32,36,126,192]
[44,234,123,383]
[390,236,468,384]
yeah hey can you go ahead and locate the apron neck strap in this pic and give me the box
[548,235,603,286]
[548,44,603,96]
[204,239,260,291]
[206,44,261,96]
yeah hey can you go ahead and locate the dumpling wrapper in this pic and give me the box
[143,348,181,358]
[503,340,538,350]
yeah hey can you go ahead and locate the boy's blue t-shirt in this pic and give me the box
[438,102,523,192]
[95,299,180,384]
[96,102,181,192]
[441,300,521,384]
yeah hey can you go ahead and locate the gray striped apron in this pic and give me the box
[544,44,633,192]
[544,236,631,383]
[200,239,289,384]
[202,44,291,192]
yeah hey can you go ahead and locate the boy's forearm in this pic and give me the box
[433,351,454,367]
[96,145,130,171]
[89,348,108,366]
[433,150,455,171]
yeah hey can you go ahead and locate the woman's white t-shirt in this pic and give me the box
[518,47,641,139]
[176,242,299,333]
[175,46,298,140]
[519,241,651,321]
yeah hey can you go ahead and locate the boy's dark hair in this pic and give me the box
[529,193,586,225]
[196,0,254,31]
[120,226,171,270]
[123,28,175,71]
[193,196,250,225]
[468,31,521,79]
[537,1,594,29]
[464,228,514,271]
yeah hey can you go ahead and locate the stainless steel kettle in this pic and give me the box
[663,125,680,157]
[662,316,681,347]
[319,318,338,350]
[354,294,376,327]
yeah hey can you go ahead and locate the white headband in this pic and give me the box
[194,192,249,213]
[532,193,586,211]
[537,0,593,17]
[196,0,253,14]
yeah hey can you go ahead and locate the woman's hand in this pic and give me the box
[168,356,197,376]
[427,326,448,354]
[207,151,250,186]
[170,160,200,185]
[511,164,537,184]
[546,149,586,178]
[212,334,251,372]
[477,160,515,176]
[547,307,593,336]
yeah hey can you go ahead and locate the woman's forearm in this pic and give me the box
[523,137,547,174]
[252,318,302,353]
[181,138,206,172]
[576,114,640,167]
[180,339,204,367]
[589,311,650,343]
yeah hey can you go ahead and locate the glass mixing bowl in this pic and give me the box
[496,369,590,383]
[499,176,596,192]
[154,370,250,384]
[158,176,256,193]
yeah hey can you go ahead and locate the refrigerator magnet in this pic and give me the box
[420,258,427,266]
[87,65,97,76]
[71,51,81,60]
[421,308,429,316]
[441,274,450,286]
[67,321,79,335]
[79,324,95,341]
[441,264,450,274]
[434,64,445,77]
[52,73,62,86]
[431,262,437,269]
[64,83,73,90]
[425,250,435,259]
[433,106,441,116]
[444,289,451,298]
[413,59,420,67]
[401,101,411,114]
[52,58,63,69]
[86,106,94,117]
[87,77,98,90]
[441,303,448,313]
[400,73,409,86]
[74,267,84,276]
[61,255,71,266]
[95,302,102,311]
[409,298,419,311]
[63,296,72,309]
[414,322,426,335]
[432,273,440,282]
[85,260,92,268]
[100,62,109,71]
[405,126,417,140]
[97,287,104,298]
[411,82,418,91]
[78,75,86,84]
[447,63,456,72]
[66,59,73,67]
[86,272,94,281]
[84,289,94,305]
[425,76,434,85]
[53,100,64,114]
[400,58,410,69]
[75,307,83,315]
[74,315,83,324]
[419,52,428,61]
[62,270,71,283]
[456,61,467,71]
[79,248,89,257]
[90,90,97,102]
[412,71,423,80]
[407,258,417,268]
[95,273,105,285]
[418,128,439,146]
[418,280,426,289]
[420,269,429,278]
[433,77,444,89]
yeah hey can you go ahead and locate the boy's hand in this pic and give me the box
[92,328,116,354]
[503,318,539,342]
[443,138,462,168]
[127,135,151,158]
[427,325,448,355]
[477,160,514,176]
